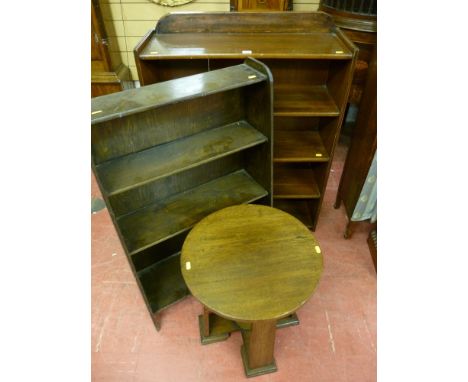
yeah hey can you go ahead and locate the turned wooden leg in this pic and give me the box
[241,319,278,377]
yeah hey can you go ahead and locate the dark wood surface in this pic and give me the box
[153,11,334,33]
[134,12,357,230]
[319,1,376,104]
[91,64,266,124]
[118,170,268,255]
[91,59,273,329]
[335,47,376,237]
[181,204,323,322]
[274,130,329,162]
[181,204,323,376]
[231,0,291,12]
[139,33,351,60]
[274,85,340,117]
[274,165,320,199]
[96,121,267,195]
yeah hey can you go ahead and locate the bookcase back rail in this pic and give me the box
[155,12,334,34]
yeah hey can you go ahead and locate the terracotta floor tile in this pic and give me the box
[92,140,376,381]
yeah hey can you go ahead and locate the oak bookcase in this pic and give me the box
[91,59,273,329]
[133,11,357,229]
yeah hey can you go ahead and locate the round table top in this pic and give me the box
[181,204,323,322]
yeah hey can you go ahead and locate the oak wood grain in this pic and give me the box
[274,84,340,117]
[274,130,329,163]
[273,166,320,199]
[118,170,268,255]
[181,204,323,322]
[96,121,267,196]
[140,33,351,60]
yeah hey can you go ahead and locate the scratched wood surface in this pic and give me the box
[181,204,323,322]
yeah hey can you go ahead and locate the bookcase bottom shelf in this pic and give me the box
[137,252,189,313]
[273,199,315,229]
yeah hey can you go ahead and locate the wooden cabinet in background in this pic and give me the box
[230,0,291,11]
[133,12,357,230]
[91,0,131,97]
[319,1,377,238]
[319,0,376,104]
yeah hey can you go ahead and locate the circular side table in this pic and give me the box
[181,204,323,377]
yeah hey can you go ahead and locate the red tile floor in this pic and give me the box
[91,139,376,382]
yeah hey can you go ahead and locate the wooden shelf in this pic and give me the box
[274,85,340,117]
[91,63,266,124]
[139,33,352,60]
[137,252,189,313]
[273,167,320,199]
[273,199,314,228]
[117,170,268,255]
[96,121,267,196]
[274,130,329,163]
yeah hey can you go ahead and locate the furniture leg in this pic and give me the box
[152,312,162,331]
[344,220,357,239]
[334,191,342,209]
[198,306,230,345]
[202,306,211,337]
[241,319,277,377]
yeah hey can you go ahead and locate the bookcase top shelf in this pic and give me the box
[91,63,267,124]
[136,12,355,61]
[139,33,352,60]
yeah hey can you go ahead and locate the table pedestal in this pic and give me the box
[241,320,277,377]
[199,306,299,377]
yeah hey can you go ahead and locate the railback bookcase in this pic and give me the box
[134,11,357,230]
[91,58,273,330]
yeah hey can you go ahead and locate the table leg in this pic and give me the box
[198,306,231,345]
[202,307,211,337]
[241,319,277,377]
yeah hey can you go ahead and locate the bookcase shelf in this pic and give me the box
[274,130,329,163]
[118,170,268,255]
[92,59,273,330]
[272,199,315,228]
[137,252,188,313]
[273,166,320,199]
[134,11,357,230]
[96,120,267,196]
[274,85,340,117]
